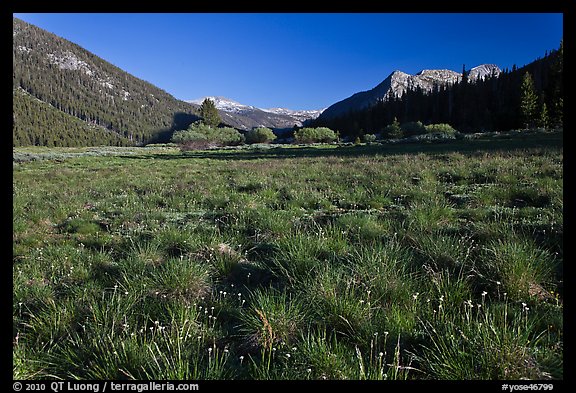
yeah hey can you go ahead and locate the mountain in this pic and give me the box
[313,43,562,136]
[317,65,501,121]
[13,17,199,147]
[188,96,324,131]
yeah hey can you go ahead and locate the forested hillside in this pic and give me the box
[13,88,132,147]
[13,17,199,147]
[313,43,563,138]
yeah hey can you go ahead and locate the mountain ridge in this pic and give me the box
[13,17,200,146]
[318,64,501,121]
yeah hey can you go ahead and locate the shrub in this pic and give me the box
[400,121,426,136]
[424,123,457,135]
[294,127,338,144]
[171,121,244,148]
[245,127,277,144]
[362,134,377,143]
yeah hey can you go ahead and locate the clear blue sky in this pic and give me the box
[14,13,563,110]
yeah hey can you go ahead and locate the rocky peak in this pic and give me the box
[318,64,502,120]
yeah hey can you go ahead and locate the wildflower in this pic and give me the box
[286,353,291,358]
[307,369,312,373]
[379,352,384,357]
[412,292,419,301]
[481,291,487,297]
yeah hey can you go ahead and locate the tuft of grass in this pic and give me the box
[417,298,552,379]
[480,238,556,301]
[239,289,306,351]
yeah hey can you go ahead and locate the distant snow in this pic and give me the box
[187,96,324,117]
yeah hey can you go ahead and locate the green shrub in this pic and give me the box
[245,127,277,144]
[362,134,377,143]
[294,127,338,144]
[171,121,244,147]
[424,123,457,135]
[400,121,426,136]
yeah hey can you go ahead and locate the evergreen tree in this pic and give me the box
[384,117,402,139]
[519,72,538,129]
[461,64,468,84]
[539,102,549,129]
[199,98,221,128]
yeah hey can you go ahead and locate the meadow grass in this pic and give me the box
[13,133,563,380]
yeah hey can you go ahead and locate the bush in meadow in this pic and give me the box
[171,121,244,148]
[294,127,338,144]
[245,127,277,144]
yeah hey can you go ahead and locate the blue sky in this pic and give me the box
[14,13,563,110]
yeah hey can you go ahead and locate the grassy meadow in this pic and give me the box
[13,132,563,380]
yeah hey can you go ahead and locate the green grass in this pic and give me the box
[13,132,563,380]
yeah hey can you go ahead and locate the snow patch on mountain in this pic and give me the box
[187,96,324,130]
[187,96,258,114]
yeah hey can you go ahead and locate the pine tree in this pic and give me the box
[385,117,402,139]
[199,98,221,128]
[539,102,549,129]
[519,72,538,129]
